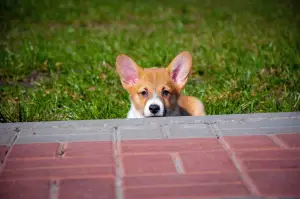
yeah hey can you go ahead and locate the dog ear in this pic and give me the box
[167,51,192,90]
[116,54,142,89]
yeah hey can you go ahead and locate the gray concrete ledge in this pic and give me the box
[0,112,300,145]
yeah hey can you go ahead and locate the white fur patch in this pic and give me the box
[143,93,164,117]
[127,101,144,119]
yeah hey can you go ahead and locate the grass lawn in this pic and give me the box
[0,0,299,122]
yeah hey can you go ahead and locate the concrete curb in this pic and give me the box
[1,112,300,144]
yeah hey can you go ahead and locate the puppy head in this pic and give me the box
[116,51,192,117]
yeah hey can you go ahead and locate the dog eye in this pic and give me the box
[140,90,148,97]
[162,89,169,96]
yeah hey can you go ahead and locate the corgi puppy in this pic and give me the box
[116,51,205,118]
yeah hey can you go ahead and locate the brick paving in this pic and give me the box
[0,112,300,199]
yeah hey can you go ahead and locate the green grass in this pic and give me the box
[0,0,300,122]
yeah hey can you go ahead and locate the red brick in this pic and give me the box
[0,145,9,162]
[243,159,300,170]
[235,149,300,160]
[180,151,236,173]
[124,184,250,199]
[124,172,242,187]
[66,141,113,157]
[1,166,114,180]
[9,143,59,159]
[249,170,300,196]
[121,138,223,154]
[276,134,300,148]
[122,154,176,175]
[0,180,49,199]
[222,135,279,150]
[5,155,114,170]
[59,178,114,199]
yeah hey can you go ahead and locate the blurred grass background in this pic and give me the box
[0,0,299,122]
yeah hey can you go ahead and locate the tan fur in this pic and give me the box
[116,51,205,117]
[178,96,205,116]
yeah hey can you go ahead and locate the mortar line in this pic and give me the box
[160,124,170,139]
[218,136,260,196]
[170,152,185,174]
[113,126,124,199]
[49,179,60,199]
[207,124,219,138]
[267,134,289,149]
[213,124,261,196]
[0,127,21,174]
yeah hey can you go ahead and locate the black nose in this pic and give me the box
[149,104,160,114]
